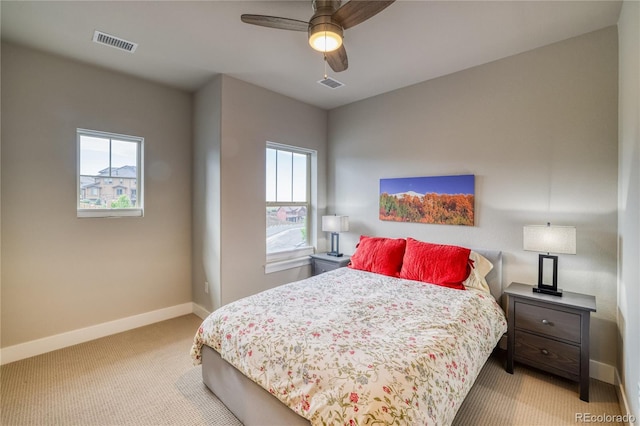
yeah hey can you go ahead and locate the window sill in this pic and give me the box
[77,209,143,218]
[264,256,311,274]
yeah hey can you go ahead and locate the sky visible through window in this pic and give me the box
[80,135,137,175]
[266,148,307,202]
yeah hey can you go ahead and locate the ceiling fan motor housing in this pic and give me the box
[308,18,343,40]
[308,0,343,52]
[241,0,396,71]
[311,0,342,14]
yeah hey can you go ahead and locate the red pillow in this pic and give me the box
[399,238,471,290]
[348,236,406,277]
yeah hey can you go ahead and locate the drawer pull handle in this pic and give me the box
[541,319,552,325]
[541,349,550,356]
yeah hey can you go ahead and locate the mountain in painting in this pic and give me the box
[391,191,424,199]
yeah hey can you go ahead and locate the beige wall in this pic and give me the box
[192,75,327,312]
[1,43,193,347]
[617,1,640,417]
[192,75,223,313]
[328,27,619,367]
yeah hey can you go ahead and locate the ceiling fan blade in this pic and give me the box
[326,45,348,72]
[332,0,395,29]
[240,14,309,32]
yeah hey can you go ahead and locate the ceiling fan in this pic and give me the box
[241,0,396,73]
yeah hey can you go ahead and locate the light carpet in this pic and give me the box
[1,314,623,425]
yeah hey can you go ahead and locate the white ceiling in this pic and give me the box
[1,1,622,110]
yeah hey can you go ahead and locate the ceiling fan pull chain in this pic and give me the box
[324,53,328,79]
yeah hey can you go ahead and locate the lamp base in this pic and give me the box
[327,233,342,257]
[533,287,563,297]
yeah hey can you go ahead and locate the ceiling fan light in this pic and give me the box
[308,24,343,53]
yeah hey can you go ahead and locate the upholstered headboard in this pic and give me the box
[471,249,503,303]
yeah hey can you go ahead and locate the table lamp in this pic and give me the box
[523,223,576,297]
[322,215,349,257]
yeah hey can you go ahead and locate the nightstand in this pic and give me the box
[309,253,351,276]
[505,282,596,401]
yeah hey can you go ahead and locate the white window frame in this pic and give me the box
[77,128,144,218]
[265,142,316,273]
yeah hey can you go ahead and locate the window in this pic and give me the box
[266,142,315,269]
[77,129,143,218]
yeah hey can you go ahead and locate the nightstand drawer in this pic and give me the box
[310,254,351,276]
[313,259,340,275]
[515,330,580,378]
[506,282,596,401]
[515,302,581,343]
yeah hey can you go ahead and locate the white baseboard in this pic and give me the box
[192,303,211,320]
[590,359,616,384]
[615,369,637,426]
[0,302,193,365]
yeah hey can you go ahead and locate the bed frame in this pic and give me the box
[201,249,503,426]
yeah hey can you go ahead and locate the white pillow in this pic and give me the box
[463,251,493,293]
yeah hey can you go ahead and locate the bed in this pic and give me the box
[191,240,507,425]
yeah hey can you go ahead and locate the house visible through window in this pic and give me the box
[77,128,143,218]
[266,142,315,266]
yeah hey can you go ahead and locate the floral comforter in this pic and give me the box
[191,268,507,425]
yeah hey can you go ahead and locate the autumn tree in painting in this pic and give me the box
[379,192,474,226]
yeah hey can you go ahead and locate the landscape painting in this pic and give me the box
[379,174,475,226]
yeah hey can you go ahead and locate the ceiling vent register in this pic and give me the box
[92,30,138,53]
[318,77,345,89]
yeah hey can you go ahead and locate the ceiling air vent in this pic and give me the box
[92,30,138,53]
[318,77,345,89]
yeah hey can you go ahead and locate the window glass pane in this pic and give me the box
[292,152,307,202]
[111,140,138,170]
[78,130,143,216]
[266,206,307,254]
[266,148,277,202]
[109,140,138,208]
[266,143,313,261]
[276,150,293,202]
[80,135,110,176]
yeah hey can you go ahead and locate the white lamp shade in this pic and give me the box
[322,215,349,233]
[523,225,576,254]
